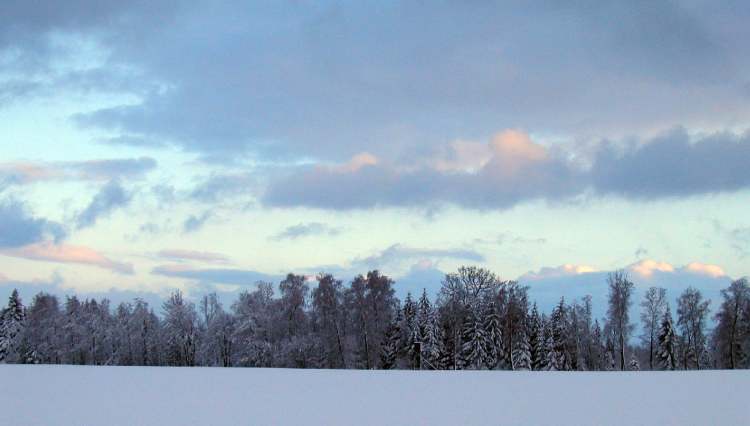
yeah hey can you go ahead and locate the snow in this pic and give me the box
[2,365,748,425]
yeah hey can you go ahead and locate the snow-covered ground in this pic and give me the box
[2,366,748,426]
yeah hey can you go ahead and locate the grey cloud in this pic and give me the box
[264,129,750,210]
[0,198,66,248]
[151,265,278,286]
[271,222,342,241]
[590,128,750,198]
[189,174,256,203]
[76,179,132,229]
[182,211,211,233]
[3,1,745,162]
[354,244,484,271]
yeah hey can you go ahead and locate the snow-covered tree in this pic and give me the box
[676,287,711,370]
[459,308,486,370]
[0,289,25,363]
[606,271,635,370]
[657,306,677,370]
[162,290,198,366]
[548,298,571,371]
[379,311,401,369]
[528,304,544,371]
[640,287,667,370]
[713,278,748,369]
[483,302,504,369]
[512,321,532,371]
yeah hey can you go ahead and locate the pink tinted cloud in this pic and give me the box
[156,249,230,264]
[1,243,134,275]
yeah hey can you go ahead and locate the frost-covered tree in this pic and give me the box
[640,287,667,370]
[198,293,235,367]
[528,304,544,371]
[459,308,486,370]
[606,271,635,370]
[312,274,347,368]
[162,290,198,366]
[379,311,401,369]
[676,287,711,370]
[657,306,677,370]
[0,289,25,363]
[713,278,749,369]
[21,293,62,364]
[549,298,571,371]
[482,302,504,369]
[512,320,532,371]
[232,282,275,367]
[590,319,604,371]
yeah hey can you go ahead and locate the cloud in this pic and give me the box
[156,249,230,264]
[590,128,750,199]
[628,259,728,279]
[182,211,211,233]
[520,260,734,320]
[0,157,157,186]
[521,264,598,281]
[271,222,342,241]
[353,243,484,271]
[628,260,675,277]
[189,173,256,203]
[0,198,66,248]
[151,264,277,286]
[683,262,726,278]
[264,131,578,210]
[76,179,132,229]
[264,128,750,210]
[1,242,134,274]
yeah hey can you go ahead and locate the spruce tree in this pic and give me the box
[0,289,25,363]
[512,322,532,370]
[549,298,570,371]
[529,304,543,370]
[460,308,486,370]
[482,303,503,369]
[657,306,677,370]
[379,317,400,369]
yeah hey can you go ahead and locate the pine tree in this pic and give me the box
[542,317,556,371]
[401,293,418,368]
[549,298,570,371]
[528,304,544,370]
[0,289,25,363]
[459,308,486,370]
[512,321,532,371]
[482,303,503,369]
[379,317,400,369]
[657,306,677,370]
[421,310,446,370]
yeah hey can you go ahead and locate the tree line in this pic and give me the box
[1,266,748,371]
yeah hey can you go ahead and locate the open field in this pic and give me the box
[2,365,748,425]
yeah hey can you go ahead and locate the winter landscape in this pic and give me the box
[3,1,750,425]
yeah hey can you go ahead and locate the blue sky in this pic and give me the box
[1,1,748,312]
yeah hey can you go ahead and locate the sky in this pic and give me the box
[1,1,748,313]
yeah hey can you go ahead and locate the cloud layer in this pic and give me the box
[264,129,750,210]
[1,242,134,274]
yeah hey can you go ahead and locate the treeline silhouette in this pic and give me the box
[1,267,748,370]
